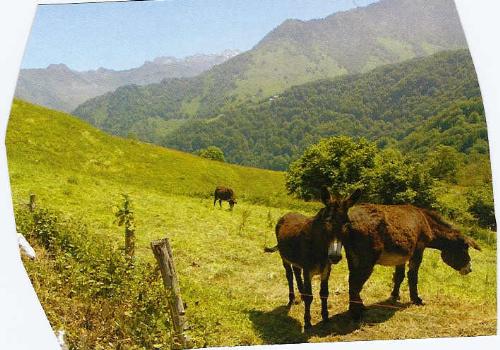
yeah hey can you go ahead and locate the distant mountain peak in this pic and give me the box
[46,63,71,71]
[17,49,240,112]
[220,49,241,58]
[151,56,178,65]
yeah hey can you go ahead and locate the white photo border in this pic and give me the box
[0,1,497,349]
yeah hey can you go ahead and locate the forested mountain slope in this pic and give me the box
[73,0,467,141]
[163,50,485,170]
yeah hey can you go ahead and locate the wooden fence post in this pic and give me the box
[151,238,188,349]
[29,194,36,212]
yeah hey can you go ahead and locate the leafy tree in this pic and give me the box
[285,136,377,199]
[466,185,497,230]
[287,138,436,208]
[363,149,436,207]
[198,146,225,162]
[115,194,135,259]
[426,145,462,183]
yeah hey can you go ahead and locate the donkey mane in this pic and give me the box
[420,208,463,242]
[421,208,453,229]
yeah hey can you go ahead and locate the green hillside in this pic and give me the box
[6,101,496,348]
[164,50,484,170]
[73,0,467,142]
[7,100,297,208]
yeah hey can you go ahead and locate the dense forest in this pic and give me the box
[162,50,485,170]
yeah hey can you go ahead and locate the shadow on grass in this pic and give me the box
[248,298,411,344]
[247,305,307,344]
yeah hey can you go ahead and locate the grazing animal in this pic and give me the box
[343,204,481,319]
[213,186,237,210]
[265,187,362,329]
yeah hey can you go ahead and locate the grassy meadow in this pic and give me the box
[6,100,497,348]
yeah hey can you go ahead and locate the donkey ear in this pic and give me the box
[320,186,332,205]
[465,237,481,251]
[345,188,363,207]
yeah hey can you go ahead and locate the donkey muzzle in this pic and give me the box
[328,239,343,264]
[460,262,472,275]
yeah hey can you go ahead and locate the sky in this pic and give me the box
[22,0,379,71]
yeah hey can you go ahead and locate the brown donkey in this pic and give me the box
[343,204,481,319]
[265,187,362,329]
[213,186,237,210]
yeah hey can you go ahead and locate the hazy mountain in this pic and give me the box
[74,0,468,134]
[15,49,240,112]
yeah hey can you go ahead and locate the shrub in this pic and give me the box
[466,185,497,230]
[364,149,436,207]
[426,145,462,183]
[285,136,377,199]
[15,206,172,349]
[286,136,436,208]
[197,146,225,162]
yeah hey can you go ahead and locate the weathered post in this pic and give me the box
[151,238,188,349]
[29,194,36,212]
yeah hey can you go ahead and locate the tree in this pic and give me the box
[466,185,496,230]
[363,149,436,207]
[115,194,135,259]
[286,137,436,208]
[197,146,225,162]
[426,145,462,183]
[285,136,377,199]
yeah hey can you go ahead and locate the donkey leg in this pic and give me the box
[408,249,424,305]
[213,198,217,207]
[302,269,313,329]
[219,199,222,208]
[348,265,374,320]
[292,266,304,303]
[283,262,295,307]
[320,265,332,322]
[391,264,406,301]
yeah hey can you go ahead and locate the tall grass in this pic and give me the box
[16,206,172,349]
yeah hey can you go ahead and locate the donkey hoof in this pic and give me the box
[412,297,425,306]
[304,322,313,330]
[322,315,330,323]
[390,293,400,302]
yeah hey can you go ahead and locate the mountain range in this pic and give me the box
[15,49,240,112]
[74,0,468,139]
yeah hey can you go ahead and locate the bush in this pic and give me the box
[466,185,497,230]
[285,136,377,199]
[197,146,225,162]
[286,136,436,208]
[15,206,172,349]
[364,149,436,207]
[426,145,462,183]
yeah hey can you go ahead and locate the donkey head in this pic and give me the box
[318,187,363,264]
[440,234,481,275]
[229,199,237,210]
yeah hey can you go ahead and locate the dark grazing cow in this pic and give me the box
[343,204,481,319]
[265,187,362,329]
[213,186,237,210]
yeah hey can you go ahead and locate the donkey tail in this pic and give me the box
[264,245,279,253]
